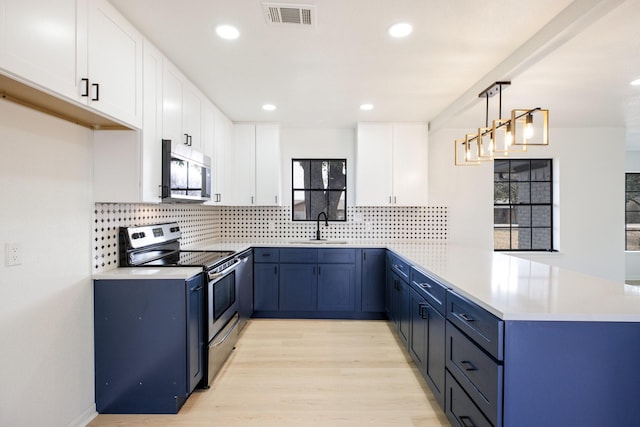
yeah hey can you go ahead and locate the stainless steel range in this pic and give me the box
[119,222,242,387]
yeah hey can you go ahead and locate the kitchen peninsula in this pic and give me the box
[177,239,640,427]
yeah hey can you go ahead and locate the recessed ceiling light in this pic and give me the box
[631,78,640,86]
[262,104,276,111]
[216,25,239,40]
[388,22,412,38]
[360,104,374,111]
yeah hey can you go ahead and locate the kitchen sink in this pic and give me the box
[288,240,348,245]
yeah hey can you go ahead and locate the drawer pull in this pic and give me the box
[418,303,428,319]
[460,360,477,371]
[459,416,477,427]
[418,282,432,289]
[459,313,475,322]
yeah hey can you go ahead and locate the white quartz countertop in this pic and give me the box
[186,239,640,322]
[93,267,202,280]
[97,239,640,322]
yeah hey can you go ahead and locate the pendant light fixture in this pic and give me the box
[454,81,548,166]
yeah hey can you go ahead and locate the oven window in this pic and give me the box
[213,273,236,321]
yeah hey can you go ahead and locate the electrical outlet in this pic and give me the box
[5,243,22,266]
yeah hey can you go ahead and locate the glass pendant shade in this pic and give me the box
[512,108,549,146]
[477,127,494,161]
[492,119,527,156]
[454,138,479,166]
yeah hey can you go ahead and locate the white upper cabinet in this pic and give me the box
[0,0,142,128]
[211,107,233,204]
[139,40,163,203]
[255,124,281,206]
[356,122,428,206]
[85,0,142,128]
[162,60,202,150]
[0,0,87,101]
[93,40,163,203]
[231,123,281,206]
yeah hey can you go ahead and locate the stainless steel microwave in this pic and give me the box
[161,139,212,203]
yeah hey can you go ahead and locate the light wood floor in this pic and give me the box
[88,319,450,427]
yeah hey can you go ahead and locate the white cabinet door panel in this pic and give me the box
[356,123,393,206]
[392,124,428,206]
[232,124,256,205]
[255,124,281,206]
[0,0,86,100]
[87,0,142,127]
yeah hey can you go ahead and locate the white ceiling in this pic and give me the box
[109,0,640,147]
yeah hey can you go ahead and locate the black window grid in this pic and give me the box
[494,159,554,251]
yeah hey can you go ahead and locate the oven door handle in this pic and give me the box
[208,258,241,281]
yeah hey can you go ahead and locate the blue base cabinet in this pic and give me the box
[253,247,383,319]
[361,249,386,312]
[502,321,640,427]
[317,263,356,311]
[93,275,204,414]
[254,248,279,311]
[280,263,317,311]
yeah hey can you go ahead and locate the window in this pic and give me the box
[292,159,346,221]
[494,159,553,251]
[625,173,640,251]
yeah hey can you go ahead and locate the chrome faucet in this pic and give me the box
[315,211,328,240]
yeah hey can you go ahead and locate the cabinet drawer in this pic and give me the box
[446,322,502,427]
[388,252,410,281]
[445,370,493,427]
[410,268,447,316]
[318,248,356,264]
[280,248,318,263]
[447,291,504,360]
[254,248,279,263]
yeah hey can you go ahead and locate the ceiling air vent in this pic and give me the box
[263,3,316,27]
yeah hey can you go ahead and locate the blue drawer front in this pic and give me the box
[447,291,504,360]
[388,252,410,281]
[318,248,356,263]
[445,370,493,427]
[446,322,503,427]
[254,248,279,263]
[410,268,447,316]
[280,248,318,263]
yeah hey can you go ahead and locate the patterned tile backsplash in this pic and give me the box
[93,203,221,271]
[93,204,447,272]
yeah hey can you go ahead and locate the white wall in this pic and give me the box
[626,150,640,279]
[429,126,626,282]
[279,127,356,207]
[0,100,95,427]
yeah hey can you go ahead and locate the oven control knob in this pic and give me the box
[171,226,179,233]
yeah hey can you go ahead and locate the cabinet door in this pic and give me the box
[425,303,445,407]
[279,263,317,311]
[182,82,202,150]
[232,123,256,205]
[0,0,86,101]
[408,287,427,370]
[397,277,411,348]
[140,40,163,203]
[317,263,355,311]
[212,108,233,204]
[186,275,204,392]
[362,249,386,312]
[356,123,393,205]
[162,60,184,144]
[392,123,428,206]
[87,0,142,127]
[254,263,279,311]
[255,124,281,206]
